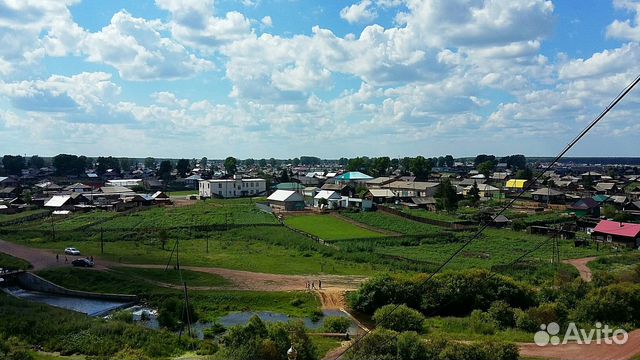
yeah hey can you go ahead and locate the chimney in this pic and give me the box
[620,222,624,227]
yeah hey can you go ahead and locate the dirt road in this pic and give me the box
[563,256,597,282]
[0,239,363,295]
[519,329,640,360]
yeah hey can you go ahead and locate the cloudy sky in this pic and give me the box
[1,0,640,159]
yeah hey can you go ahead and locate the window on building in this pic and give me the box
[219,183,222,188]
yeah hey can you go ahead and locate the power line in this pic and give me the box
[331,73,640,360]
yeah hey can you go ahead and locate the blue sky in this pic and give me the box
[1,0,640,159]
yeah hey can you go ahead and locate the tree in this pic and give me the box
[224,157,238,175]
[371,157,391,177]
[2,155,25,175]
[95,156,121,175]
[258,158,267,167]
[300,156,320,165]
[119,158,132,172]
[501,154,526,170]
[292,158,300,166]
[436,178,458,211]
[279,169,290,183]
[144,157,156,169]
[244,158,255,166]
[28,155,45,169]
[437,156,446,167]
[269,158,277,167]
[338,157,349,166]
[477,160,495,178]
[158,160,173,181]
[347,157,371,173]
[516,167,534,181]
[176,159,190,178]
[52,154,87,176]
[373,304,425,333]
[410,156,432,180]
[469,181,481,204]
[474,154,496,167]
[199,157,208,171]
[444,155,455,167]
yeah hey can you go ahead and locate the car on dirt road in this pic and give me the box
[64,247,81,256]
[71,258,94,267]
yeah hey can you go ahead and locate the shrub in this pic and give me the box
[575,283,640,326]
[203,323,226,339]
[527,303,566,328]
[290,298,304,307]
[157,298,199,331]
[470,310,498,335]
[514,309,537,332]
[343,328,398,360]
[372,304,425,333]
[197,340,219,355]
[111,310,133,323]
[488,301,516,328]
[322,317,351,333]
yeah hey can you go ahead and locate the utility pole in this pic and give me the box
[100,227,104,254]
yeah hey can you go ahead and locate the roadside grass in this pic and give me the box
[285,214,386,241]
[36,267,321,321]
[588,252,640,274]
[17,225,378,275]
[165,190,198,197]
[311,336,343,359]
[0,251,32,270]
[110,267,232,287]
[424,316,533,342]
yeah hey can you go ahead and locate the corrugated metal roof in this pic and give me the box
[314,190,341,200]
[45,195,71,207]
[505,179,527,188]
[368,189,396,198]
[593,220,640,238]
[267,190,304,202]
[335,171,373,181]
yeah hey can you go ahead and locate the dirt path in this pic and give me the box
[519,329,640,360]
[562,256,597,282]
[0,239,364,293]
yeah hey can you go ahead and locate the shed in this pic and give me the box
[313,190,342,209]
[267,190,306,211]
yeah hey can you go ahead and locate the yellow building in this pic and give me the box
[505,179,528,190]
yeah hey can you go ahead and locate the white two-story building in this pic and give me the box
[199,176,267,198]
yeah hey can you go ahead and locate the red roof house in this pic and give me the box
[592,220,640,247]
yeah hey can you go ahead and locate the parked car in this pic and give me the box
[71,258,94,267]
[64,247,80,256]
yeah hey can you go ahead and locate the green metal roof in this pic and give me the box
[335,171,373,180]
[274,182,305,190]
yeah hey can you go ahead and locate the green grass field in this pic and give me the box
[340,211,456,237]
[286,214,386,241]
[401,208,466,223]
[0,251,32,270]
[110,267,232,287]
[0,209,49,225]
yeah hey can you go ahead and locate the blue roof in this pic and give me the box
[335,171,373,181]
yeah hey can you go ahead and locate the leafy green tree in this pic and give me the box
[477,160,495,178]
[158,160,173,181]
[338,157,349,166]
[224,157,238,175]
[292,158,300,166]
[144,157,156,169]
[28,155,45,169]
[373,304,425,332]
[410,156,432,180]
[258,158,267,167]
[371,157,391,177]
[279,169,290,183]
[2,155,25,175]
[96,156,121,175]
[347,157,371,173]
[437,156,445,167]
[516,167,534,181]
[469,181,481,204]
[119,158,132,172]
[244,158,255,166]
[444,154,454,167]
[435,178,458,211]
[321,317,351,333]
[602,204,617,219]
[474,154,496,167]
[52,154,87,176]
[199,157,208,170]
[269,158,277,167]
[176,159,190,177]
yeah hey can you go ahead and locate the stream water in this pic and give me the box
[5,287,132,316]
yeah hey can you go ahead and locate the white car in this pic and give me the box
[64,247,81,256]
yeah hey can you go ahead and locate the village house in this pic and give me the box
[505,179,529,191]
[531,188,565,204]
[568,198,601,218]
[365,189,396,204]
[591,219,640,248]
[313,190,342,209]
[333,171,374,186]
[383,181,440,198]
[464,183,501,199]
[106,179,143,188]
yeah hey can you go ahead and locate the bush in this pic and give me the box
[344,328,399,360]
[197,340,219,355]
[470,310,498,335]
[111,310,133,323]
[322,317,351,333]
[514,309,537,332]
[157,298,199,331]
[203,323,226,339]
[372,304,425,333]
[575,283,640,326]
[527,303,566,328]
[488,301,515,328]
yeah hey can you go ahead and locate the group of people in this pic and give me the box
[305,279,322,290]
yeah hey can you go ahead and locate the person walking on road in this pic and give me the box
[56,254,59,263]
[64,256,68,263]
[318,280,322,289]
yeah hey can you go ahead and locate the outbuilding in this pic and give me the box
[591,220,640,248]
[267,190,306,211]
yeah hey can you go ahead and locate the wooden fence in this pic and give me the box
[377,206,477,231]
